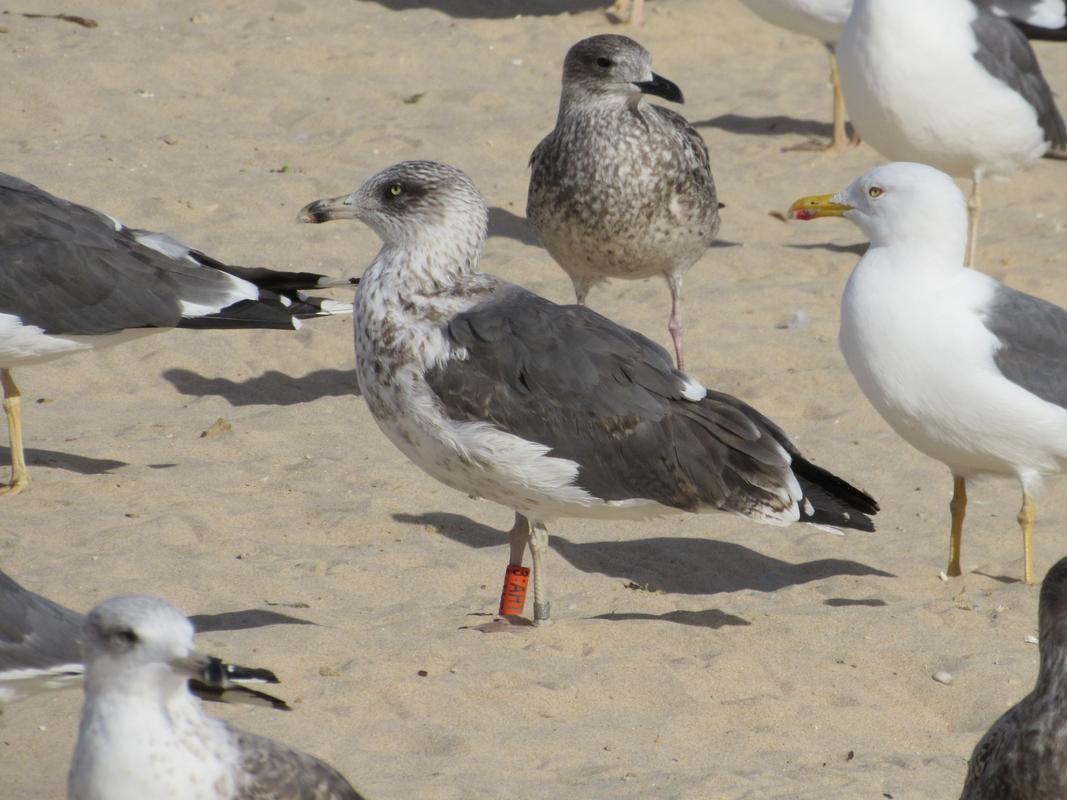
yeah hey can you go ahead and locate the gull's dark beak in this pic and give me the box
[181,652,291,710]
[634,72,684,103]
[297,194,358,224]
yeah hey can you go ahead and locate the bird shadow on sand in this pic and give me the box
[161,368,360,406]
[394,511,894,595]
[590,608,750,629]
[0,447,127,475]
[693,113,833,141]
[357,0,607,17]
[190,608,315,632]
[787,241,868,256]
[488,207,541,246]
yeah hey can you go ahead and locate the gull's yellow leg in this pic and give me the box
[1019,493,1036,585]
[829,50,850,151]
[0,369,29,496]
[966,176,981,269]
[947,476,966,577]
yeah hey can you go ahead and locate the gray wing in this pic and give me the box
[425,286,876,528]
[982,283,1067,408]
[971,12,1067,150]
[233,729,366,800]
[0,570,84,700]
[0,173,350,335]
[0,173,253,333]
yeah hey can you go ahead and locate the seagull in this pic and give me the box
[735,0,856,151]
[959,554,1067,798]
[68,595,365,800]
[837,0,1067,267]
[0,172,355,496]
[527,34,720,370]
[789,161,1067,584]
[299,160,878,626]
[0,569,286,708]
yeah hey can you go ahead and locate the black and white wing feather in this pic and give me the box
[0,569,83,702]
[0,172,353,336]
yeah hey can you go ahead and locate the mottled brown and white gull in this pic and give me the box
[527,35,719,370]
[300,160,878,626]
[68,596,365,800]
[959,554,1067,798]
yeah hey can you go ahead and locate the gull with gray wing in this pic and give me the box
[791,161,1067,584]
[527,35,720,370]
[68,596,365,800]
[0,173,355,495]
[300,160,877,626]
[838,0,1067,267]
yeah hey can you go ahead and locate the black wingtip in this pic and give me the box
[791,454,879,532]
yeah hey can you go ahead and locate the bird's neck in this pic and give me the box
[557,89,634,122]
[364,239,482,298]
[84,663,194,708]
[1036,641,1067,697]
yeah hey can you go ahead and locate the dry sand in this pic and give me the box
[2,1,1067,797]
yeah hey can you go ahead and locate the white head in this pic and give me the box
[82,596,197,697]
[298,161,488,276]
[789,162,969,264]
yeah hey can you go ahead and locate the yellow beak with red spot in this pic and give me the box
[788,194,853,221]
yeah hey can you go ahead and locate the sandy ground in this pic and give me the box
[2,1,1067,797]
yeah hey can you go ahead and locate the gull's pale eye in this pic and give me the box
[596,57,612,68]
[868,186,885,199]
[389,184,403,197]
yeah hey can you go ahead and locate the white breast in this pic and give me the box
[839,0,1048,178]
[840,250,1067,479]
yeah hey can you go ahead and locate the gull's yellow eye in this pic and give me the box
[389,184,403,196]
[868,186,884,198]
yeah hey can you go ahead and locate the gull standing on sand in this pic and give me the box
[790,161,1067,584]
[735,0,856,151]
[959,554,1067,798]
[68,596,364,800]
[300,160,877,626]
[527,35,719,370]
[0,570,286,708]
[837,0,1067,267]
[0,173,354,495]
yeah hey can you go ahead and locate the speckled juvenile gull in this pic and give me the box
[791,162,1067,584]
[299,160,877,626]
[0,569,287,708]
[838,0,1067,267]
[0,172,355,495]
[527,35,719,370]
[959,554,1067,798]
[68,596,364,800]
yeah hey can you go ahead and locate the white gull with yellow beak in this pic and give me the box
[791,161,1067,584]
